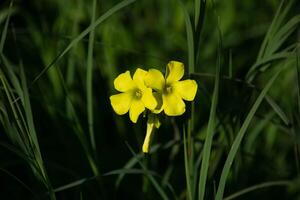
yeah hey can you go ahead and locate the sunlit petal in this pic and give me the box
[133,68,148,90]
[110,92,133,115]
[129,100,145,123]
[114,71,135,92]
[162,93,185,116]
[144,69,165,91]
[166,61,184,84]
[141,88,157,110]
[173,80,198,101]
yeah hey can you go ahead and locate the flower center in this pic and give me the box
[163,85,173,95]
[134,89,142,99]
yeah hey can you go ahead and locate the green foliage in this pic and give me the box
[0,0,299,199]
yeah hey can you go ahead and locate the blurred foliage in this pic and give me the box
[0,0,300,199]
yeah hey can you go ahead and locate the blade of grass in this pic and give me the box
[229,49,232,78]
[87,0,97,154]
[0,0,13,54]
[256,0,285,61]
[20,64,56,200]
[297,49,300,114]
[53,177,96,193]
[183,130,193,200]
[194,0,206,67]
[104,168,158,177]
[0,167,37,198]
[0,70,30,153]
[31,0,137,85]
[55,66,100,179]
[181,1,195,74]
[249,52,293,76]
[267,14,300,56]
[198,17,222,200]
[191,72,291,127]
[223,181,290,200]
[195,0,201,28]
[265,95,290,126]
[179,2,196,198]
[126,143,169,200]
[215,69,283,200]
[115,144,160,188]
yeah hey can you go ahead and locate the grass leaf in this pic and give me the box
[215,69,283,200]
[198,18,221,200]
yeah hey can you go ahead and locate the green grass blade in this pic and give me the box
[126,143,169,200]
[31,0,137,85]
[198,20,221,200]
[223,181,290,200]
[0,70,29,149]
[55,66,100,178]
[297,49,300,114]
[104,168,158,176]
[87,0,97,153]
[229,49,232,78]
[115,144,160,188]
[179,2,196,198]
[53,177,95,193]
[183,130,193,200]
[265,95,290,126]
[215,69,283,200]
[249,52,293,76]
[195,0,200,28]
[269,14,300,53]
[181,1,195,74]
[256,0,285,61]
[0,167,37,198]
[0,0,13,54]
[20,64,43,165]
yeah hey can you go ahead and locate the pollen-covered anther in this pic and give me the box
[164,85,173,95]
[134,89,142,99]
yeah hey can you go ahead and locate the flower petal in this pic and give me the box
[133,68,148,90]
[144,69,165,91]
[129,100,145,123]
[163,93,185,116]
[141,88,157,110]
[166,61,184,84]
[152,92,163,114]
[173,80,198,101]
[110,92,133,115]
[142,122,154,153]
[114,71,135,92]
[142,114,160,153]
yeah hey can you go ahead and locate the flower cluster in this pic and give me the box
[110,61,198,153]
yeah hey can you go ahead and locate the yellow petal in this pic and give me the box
[142,122,154,153]
[133,68,148,90]
[141,88,157,110]
[129,100,145,123]
[152,92,163,114]
[110,92,132,115]
[166,61,184,84]
[114,71,135,92]
[173,80,198,101]
[142,114,160,153]
[163,93,185,116]
[144,69,165,91]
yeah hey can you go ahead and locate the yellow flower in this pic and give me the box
[110,68,157,123]
[142,114,160,153]
[145,61,198,116]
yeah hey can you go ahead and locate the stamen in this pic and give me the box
[164,85,173,94]
[134,89,142,99]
